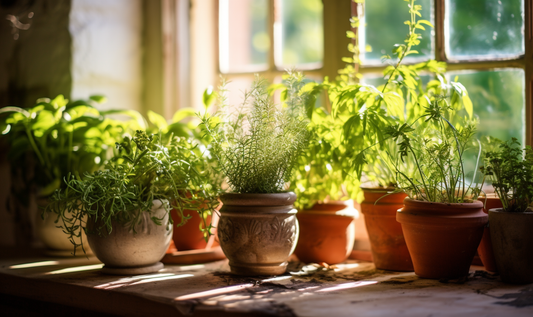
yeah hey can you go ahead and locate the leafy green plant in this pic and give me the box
[382,96,481,203]
[200,73,310,194]
[0,95,145,196]
[283,77,357,210]
[480,138,533,212]
[328,0,474,196]
[46,130,219,252]
[147,104,223,237]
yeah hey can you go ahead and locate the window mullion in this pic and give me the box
[434,0,446,62]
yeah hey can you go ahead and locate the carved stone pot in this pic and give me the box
[87,199,173,275]
[218,192,299,276]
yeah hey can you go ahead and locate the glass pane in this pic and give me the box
[446,0,524,60]
[219,0,269,73]
[449,69,525,144]
[278,0,323,67]
[361,0,433,65]
[449,69,525,179]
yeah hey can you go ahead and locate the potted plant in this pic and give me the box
[147,105,223,252]
[328,0,474,272]
[480,138,533,284]
[200,73,310,276]
[46,131,217,274]
[286,77,358,265]
[0,95,143,253]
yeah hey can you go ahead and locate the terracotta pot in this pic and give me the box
[172,209,219,251]
[294,200,356,264]
[87,199,173,275]
[476,195,502,272]
[397,198,487,279]
[489,209,533,284]
[361,188,413,271]
[217,192,299,276]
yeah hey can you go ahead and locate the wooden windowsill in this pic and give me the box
[0,247,532,316]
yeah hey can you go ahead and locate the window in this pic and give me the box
[358,0,531,146]
[217,0,326,106]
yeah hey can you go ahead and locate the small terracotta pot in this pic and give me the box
[397,198,487,279]
[489,209,533,284]
[218,192,299,276]
[87,199,172,274]
[172,208,219,251]
[476,195,502,272]
[294,200,356,265]
[361,188,413,271]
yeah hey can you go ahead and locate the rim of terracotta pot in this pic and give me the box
[298,200,358,217]
[402,197,483,214]
[360,186,397,193]
[220,192,296,206]
[488,208,533,215]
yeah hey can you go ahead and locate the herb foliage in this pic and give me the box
[46,131,219,253]
[481,138,533,212]
[200,73,310,194]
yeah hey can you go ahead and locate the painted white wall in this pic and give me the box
[70,0,142,111]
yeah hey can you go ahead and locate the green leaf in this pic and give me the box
[343,115,360,141]
[148,111,168,130]
[172,108,197,123]
[202,87,216,108]
[89,95,107,104]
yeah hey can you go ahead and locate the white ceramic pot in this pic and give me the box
[87,199,173,274]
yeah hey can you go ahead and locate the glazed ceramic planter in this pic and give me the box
[217,192,299,276]
[87,199,173,275]
[361,188,413,271]
[476,195,502,272]
[489,209,533,284]
[294,200,357,265]
[397,198,487,279]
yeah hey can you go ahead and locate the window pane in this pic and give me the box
[277,0,323,68]
[219,0,269,73]
[449,69,525,144]
[446,0,524,60]
[361,0,433,65]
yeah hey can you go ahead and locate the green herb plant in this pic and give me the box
[329,0,475,199]
[480,138,533,212]
[147,105,223,238]
[46,130,219,253]
[200,73,310,194]
[282,75,358,210]
[0,95,145,196]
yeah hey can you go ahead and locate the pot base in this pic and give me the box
[229,262,288,276]
[101,262,164,275]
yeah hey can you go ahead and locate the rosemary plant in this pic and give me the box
[200,73,310,194]
[481,138,533,212]
[46,130,219,252]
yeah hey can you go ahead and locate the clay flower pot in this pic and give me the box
[476,195,502,272]
[87,199,173,275]
[171,208,219,251]
[361,188,413,271]
[397,198,487,279]
[294,200,357,265]
[489,209,533,284]
[217,192,299,276]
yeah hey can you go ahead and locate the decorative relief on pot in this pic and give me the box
[218,215,297,246]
